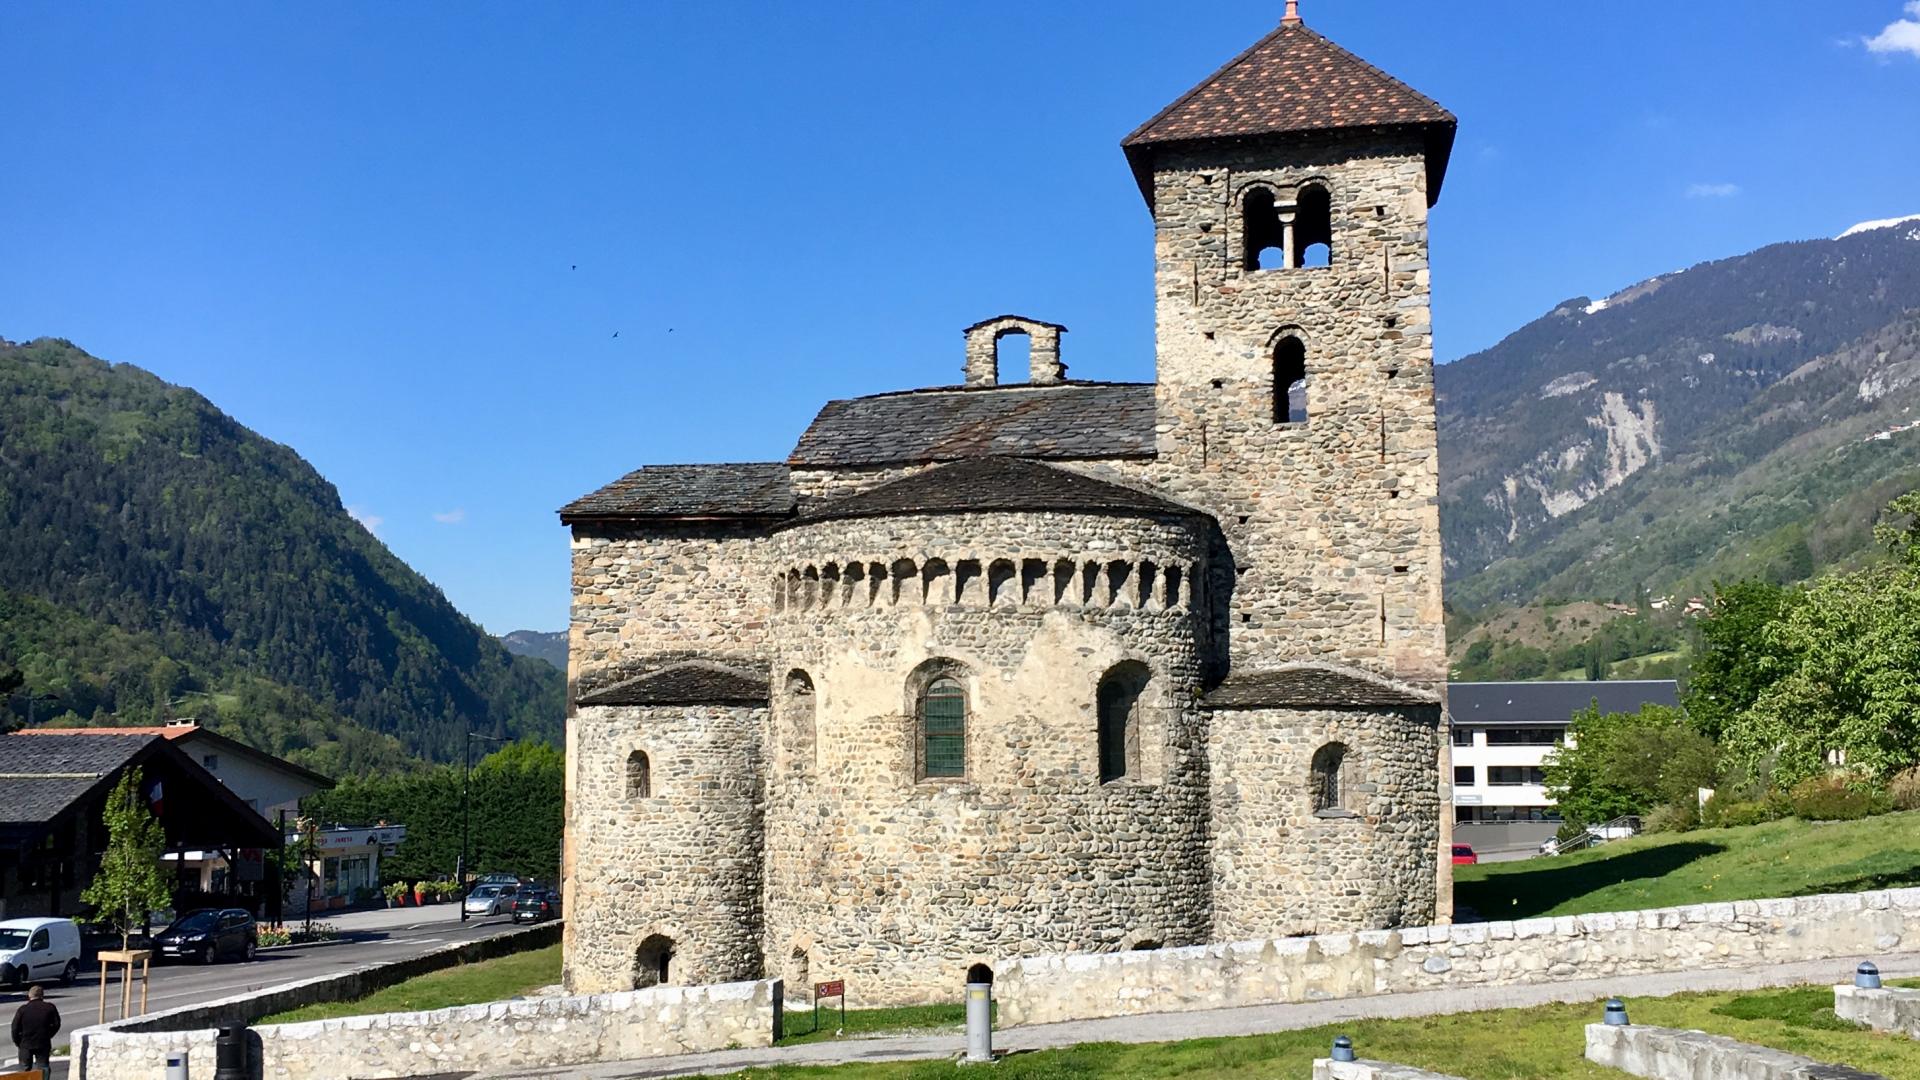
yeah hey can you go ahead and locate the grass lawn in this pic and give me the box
[712,983,1920,1079]
[1455,811,1920,919]
[259,943,561,1023]
[780,1003,973,1046]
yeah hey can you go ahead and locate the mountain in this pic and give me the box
[1438,218,1920,615]
[0,338,563,772]
[500,630,567,672]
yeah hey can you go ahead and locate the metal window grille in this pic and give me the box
[921,678,966,778]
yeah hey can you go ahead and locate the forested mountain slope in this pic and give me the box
[1439,219,1920,612]
[0,338,562,771]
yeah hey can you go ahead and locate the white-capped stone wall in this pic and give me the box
[993,887,1920,1027]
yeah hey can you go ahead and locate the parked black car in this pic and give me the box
[511,887,560,924]
[154,908,257,964]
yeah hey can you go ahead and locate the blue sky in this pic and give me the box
[4,1,1918,634]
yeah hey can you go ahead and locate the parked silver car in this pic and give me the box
[462,883,517,916]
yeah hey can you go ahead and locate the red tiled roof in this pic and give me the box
[16,725,196,740]
[1123,21,1456,205]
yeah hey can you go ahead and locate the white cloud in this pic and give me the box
[433,508,468,525]
[1866,2,1920,57]
[1686,182,1742,199]
[347,506,384,535]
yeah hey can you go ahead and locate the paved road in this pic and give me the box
[4,907,527,1078]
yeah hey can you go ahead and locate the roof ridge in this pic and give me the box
[1121,21,1293,148]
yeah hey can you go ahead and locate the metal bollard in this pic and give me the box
[165,1052,188,1080]
[1331,1035,1356,1062]
[1603,998,1630,1026]
[1857,961,1883,989]
[964,963,994,1064]
[213,1024,249,1080]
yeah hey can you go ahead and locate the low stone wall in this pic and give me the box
[1835,984,1920,1039]
[1314,1059,1465,1079]
[994,887,1920,1026]
[76,978,782,1080]
[1584,1023,1886,1080]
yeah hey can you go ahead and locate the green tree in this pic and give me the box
[80,767,173,950]
[1544,704,1717,829]
[1726,493,1920,786]
[1684,579,1797,741]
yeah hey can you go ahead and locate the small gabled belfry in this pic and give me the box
[557,5,1455,1007]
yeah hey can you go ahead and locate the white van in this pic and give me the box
[0,917,83,987]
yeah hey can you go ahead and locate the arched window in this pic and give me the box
[1295,183,1332,268]
[1311,742,1348,815]
[785,669,816,767]
[633,934,674,988]
[1242,186,1286,271]
[626,750,652,799]
[919,676,967,779]
[1096,662,1150,784]
[1274,336,1308,424]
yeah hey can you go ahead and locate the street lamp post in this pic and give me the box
[459,727,506,922]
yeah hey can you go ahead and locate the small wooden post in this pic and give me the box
[95,949,153,1021]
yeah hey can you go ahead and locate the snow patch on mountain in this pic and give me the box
[1540,372,1598,398]
[1583,298,1609,315]
[1837,214,1920,239]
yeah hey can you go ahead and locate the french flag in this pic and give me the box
[147,779,164,816]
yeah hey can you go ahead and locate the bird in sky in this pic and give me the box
[612,331,620,338]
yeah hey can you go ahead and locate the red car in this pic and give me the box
[1451,844,1479,865]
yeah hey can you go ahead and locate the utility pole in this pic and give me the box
[460,726,505,922]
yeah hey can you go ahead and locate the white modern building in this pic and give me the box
[1448,681,1679,852]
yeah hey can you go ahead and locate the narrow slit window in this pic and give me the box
[1274,337,1308,424]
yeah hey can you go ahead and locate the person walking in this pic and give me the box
[11,983,59,1076]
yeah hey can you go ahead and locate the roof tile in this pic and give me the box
[560,462,794,522]
[790,383,1156,469]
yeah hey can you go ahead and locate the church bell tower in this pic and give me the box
[1129,3,1456,686]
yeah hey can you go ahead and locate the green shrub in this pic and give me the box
[1644,800,1698,833]
[1786,774,1886,822]
[1700,794,1782,829]
[1890,767,1920,812]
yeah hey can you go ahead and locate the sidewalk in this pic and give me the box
[475,953,1920,1079]
[307,902,470,935]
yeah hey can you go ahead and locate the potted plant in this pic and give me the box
[384,882,408,908]
[413,880,426,906]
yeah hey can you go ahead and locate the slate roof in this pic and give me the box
[1122,21,1456,206]
[1447,681,1679,726]
[1206,664,1440,709]
[791,456,1199,526]
[17,723,334,788]
[789,383,1157,468]
[577,662,770,707]
[560,462,796,523]
[0,733,161,826]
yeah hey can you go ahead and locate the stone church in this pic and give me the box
[559,5,1455,1006]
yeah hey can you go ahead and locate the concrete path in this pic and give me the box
[475,953,1920,1080]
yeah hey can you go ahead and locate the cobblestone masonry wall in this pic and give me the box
[1143,131,1446,687]
[75,979,781,1080]
[1209,704,1440,940]
[567,702,766,995]
[569,521,772,682]
[993,887,1920,1027]
[761,509,1212,1005]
